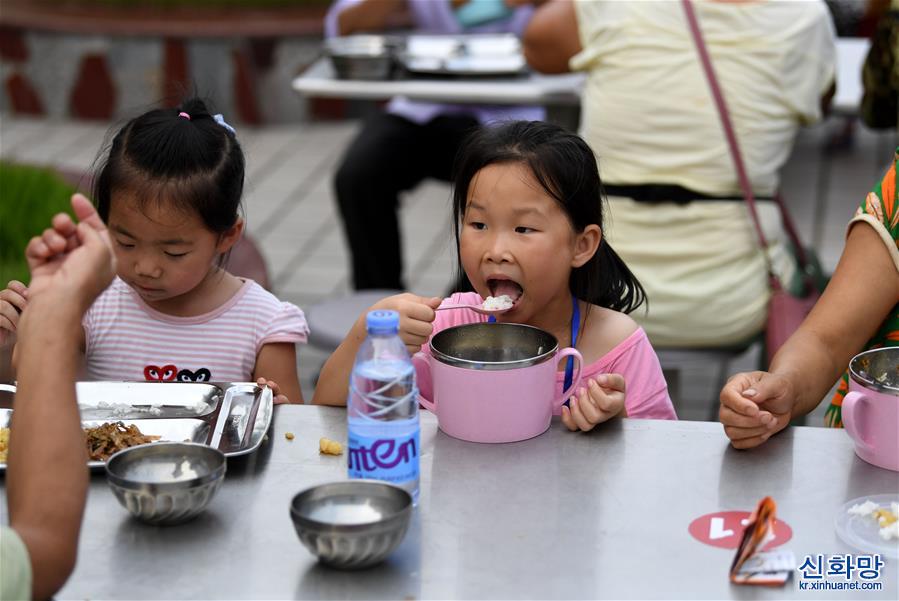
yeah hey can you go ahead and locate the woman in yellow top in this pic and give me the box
[522,0,837,348]
[720,150,899,448]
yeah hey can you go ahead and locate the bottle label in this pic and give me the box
[347,428,420,485]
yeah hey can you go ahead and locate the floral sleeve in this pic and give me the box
[826,148,899,428]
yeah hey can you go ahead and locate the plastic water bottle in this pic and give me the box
[347,310,420,504]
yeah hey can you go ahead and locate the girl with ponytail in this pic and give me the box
[1,98,309,402]
[314,121,675,427]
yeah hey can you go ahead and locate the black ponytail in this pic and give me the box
[451,121,646,314]
[93,97,245,235]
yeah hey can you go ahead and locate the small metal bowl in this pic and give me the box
[324,35,398,80]
[290,480,412,569]
[105,442,226,526]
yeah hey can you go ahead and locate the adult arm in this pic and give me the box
[8,297,87,601]
[720,222,899,448]
[254,342,303,404]
[7,208,114,600]
[521,0,581,74]
[771,222,899,416]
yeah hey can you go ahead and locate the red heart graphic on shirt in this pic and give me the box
[144,364,178,382]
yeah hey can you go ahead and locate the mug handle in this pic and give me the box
[412,352,436,412]
[553,348,583,410]
[841,391,875,457]
[418,393,436,413]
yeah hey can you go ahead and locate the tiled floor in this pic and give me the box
[1,113,895,422]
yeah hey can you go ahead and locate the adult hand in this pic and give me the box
[368,293,442,354]
[24,193,114,308]
[0,280,28,346]
[719,371,794,449]
[561,374,625,432]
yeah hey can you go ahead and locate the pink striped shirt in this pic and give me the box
[83,277,309,383]
[415,292,676,420]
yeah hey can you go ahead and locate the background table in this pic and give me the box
[7,406,891,599]
[293,38,870,119]
[293,56,583,107]
[833,37,869,115]
[293,56,584,129]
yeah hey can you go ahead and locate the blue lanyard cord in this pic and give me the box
[488,294,579,406]
[563,294,579,407]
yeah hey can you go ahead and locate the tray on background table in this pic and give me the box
[398,33,527,77]
[0,381,273,470]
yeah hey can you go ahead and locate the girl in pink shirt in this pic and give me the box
[0,98,308,402]
[314,121,675,427]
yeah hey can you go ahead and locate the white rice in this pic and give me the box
[482,295,514,311]
[848,500,879,517]
[879,522,898,541]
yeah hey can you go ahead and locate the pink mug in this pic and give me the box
[842,347,899,472]
[416,323,582,443]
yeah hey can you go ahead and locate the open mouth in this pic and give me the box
[486,277,523,306]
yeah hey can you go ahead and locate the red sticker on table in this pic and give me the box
[688,511,793,550]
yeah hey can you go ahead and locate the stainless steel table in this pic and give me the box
[292,56,584,107]
[292,38,869,117]
[292,56,583,129]
[6,406,896,600]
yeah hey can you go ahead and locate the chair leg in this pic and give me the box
[663,368,682,415]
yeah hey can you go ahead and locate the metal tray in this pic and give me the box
[76,381,223,419]
[210,383,273,457]
[398,33,527,77]
[0,381,273,471]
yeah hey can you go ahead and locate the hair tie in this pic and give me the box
[214,114,236,135]
[178,111,190,120]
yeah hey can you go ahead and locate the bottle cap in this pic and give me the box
[366,310,400,334]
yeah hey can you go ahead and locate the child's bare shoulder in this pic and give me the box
[579,305,640,360]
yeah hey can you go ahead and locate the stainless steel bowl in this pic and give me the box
[324,35,398,80]
[430,322,559,370]
[850,347,899,394]
[106,442,226,526]
[290,480,412,569]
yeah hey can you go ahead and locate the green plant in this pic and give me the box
[0,162,76,286]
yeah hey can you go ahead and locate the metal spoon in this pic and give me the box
[435,301,512,317]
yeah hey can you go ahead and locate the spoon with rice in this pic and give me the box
[436,294,514,316]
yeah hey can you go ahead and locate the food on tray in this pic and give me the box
[84,422,160,461]
[95,401,164,416]
[0,427,8,462]
[482,294,513,311]
[285,432,295,441]
[848,499,899,541]
[319,437,343,455]
[0,423,158,464]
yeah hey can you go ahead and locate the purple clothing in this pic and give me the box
[325,0,544,124]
